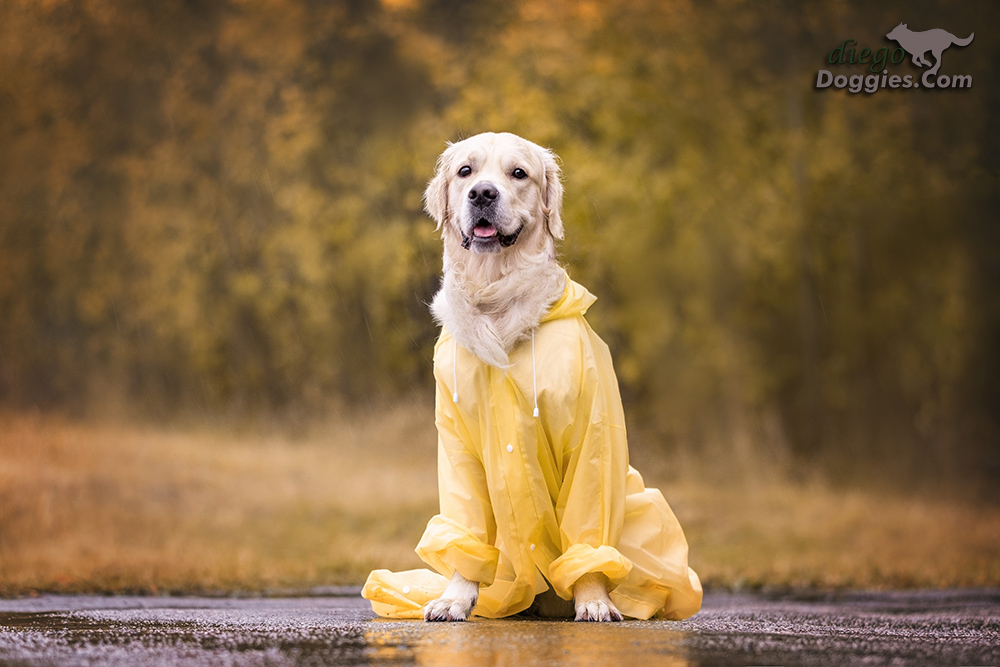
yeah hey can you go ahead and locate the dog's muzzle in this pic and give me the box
[460,180,522,251]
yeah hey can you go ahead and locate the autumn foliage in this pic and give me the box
[0,0,997,490]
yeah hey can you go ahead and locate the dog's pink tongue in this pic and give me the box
[474,223,497,238]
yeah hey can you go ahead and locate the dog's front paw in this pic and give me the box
[572,572,623,622]
[423,594,477,622]
[424,571,480,622]
[574,597,623,622]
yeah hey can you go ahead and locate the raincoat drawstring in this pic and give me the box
[531,329,539,418]
[452,343,458,404]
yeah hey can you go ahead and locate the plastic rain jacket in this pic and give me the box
[362,274,702,620]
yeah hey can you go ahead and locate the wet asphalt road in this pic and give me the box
[0,589,997,666]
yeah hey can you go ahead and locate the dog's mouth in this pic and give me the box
[473,219,497,238]
[461,219,523,251]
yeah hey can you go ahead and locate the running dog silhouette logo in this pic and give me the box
[886,24,974,76]
[816,22,974,93]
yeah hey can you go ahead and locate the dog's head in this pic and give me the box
[424,132,563,255]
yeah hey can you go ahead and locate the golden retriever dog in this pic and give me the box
[361,132,701,623]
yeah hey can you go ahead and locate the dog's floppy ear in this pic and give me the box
[424,173,448,232]
[424,152,450,231]
[542,149,564,240]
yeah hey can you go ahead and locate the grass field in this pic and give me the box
[1,405,998,597]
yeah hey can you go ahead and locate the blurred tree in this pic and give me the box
[0,0,996,491]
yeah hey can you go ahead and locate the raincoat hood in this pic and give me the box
[541,274,597,323]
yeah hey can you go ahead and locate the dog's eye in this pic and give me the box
[512,168,528,180]
[458,166,472,178]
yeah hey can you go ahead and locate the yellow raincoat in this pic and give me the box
[362,275,702,620]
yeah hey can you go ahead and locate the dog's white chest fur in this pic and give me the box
[431,261,565,368]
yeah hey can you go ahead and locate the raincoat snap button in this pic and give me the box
[402,585,410,594]
[506,444,514,453]
[530,543,536,551]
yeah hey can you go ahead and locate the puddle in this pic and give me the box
[0,593,996,666]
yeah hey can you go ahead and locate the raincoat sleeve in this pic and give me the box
[547,324,633,599]
[414,340,501,585]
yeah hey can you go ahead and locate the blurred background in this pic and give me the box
[1,0,998,596]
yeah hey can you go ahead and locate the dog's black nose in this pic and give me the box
[468,182,499,208]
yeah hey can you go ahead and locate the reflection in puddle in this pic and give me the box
[364,618,690,667]
[0,607,689,666]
